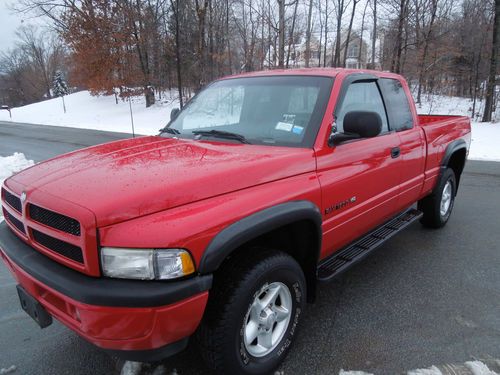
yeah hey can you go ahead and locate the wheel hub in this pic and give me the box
[259,308,277,330]
[440,180,452,217]
[243,281,292,357]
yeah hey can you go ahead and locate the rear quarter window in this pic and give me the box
[379,78,414,131]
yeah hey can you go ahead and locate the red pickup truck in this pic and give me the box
[0,69,470,374]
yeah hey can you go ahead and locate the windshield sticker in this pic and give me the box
[283,114,296,124]
[292,125,304,135]
[276,122,293,132]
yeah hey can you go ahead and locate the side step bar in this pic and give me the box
[317,208,423,282]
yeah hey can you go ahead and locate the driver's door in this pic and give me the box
[317,77,402,258]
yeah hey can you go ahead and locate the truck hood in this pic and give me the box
[10,136,316,226]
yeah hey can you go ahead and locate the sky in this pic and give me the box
[0,0,23,53]
[0,0,46,53]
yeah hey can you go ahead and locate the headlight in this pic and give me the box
[101,247,195,280]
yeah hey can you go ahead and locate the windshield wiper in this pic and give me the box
[159,126,180,135]
[192,130,251,144]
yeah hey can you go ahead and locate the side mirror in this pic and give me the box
[170,108,180,121]
[329,111,382,146]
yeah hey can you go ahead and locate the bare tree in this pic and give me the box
[343,0,360,67]
[18,26,64,100]
[416,0,438,104]
[285,0,299,68]
[304,0,314,67]
[483,0,500,121]
[277,0,285,68]
[358,0,369,67]
[170,0,184,107]
[333,0,350,67]
[391,0,410,73]
[370,0,377,67]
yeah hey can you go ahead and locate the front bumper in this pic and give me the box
[0,222,212,361]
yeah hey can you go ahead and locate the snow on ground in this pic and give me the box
[467,122,500,162]
[0,90,180,135]
[415,93,475,118]
[0,153,34,222]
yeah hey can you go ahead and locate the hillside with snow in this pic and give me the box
[0,90,499,161]
[0,91,180,135]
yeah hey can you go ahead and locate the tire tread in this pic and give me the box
[197,248,302,374]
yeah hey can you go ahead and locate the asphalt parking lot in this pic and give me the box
[1,121,499,374]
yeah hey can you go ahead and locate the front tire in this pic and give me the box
[197,249,306,375]
[418,168,457,228]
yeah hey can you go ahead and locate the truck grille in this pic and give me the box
[3,207,26,234]
[29,204,81,236]
[1,188,22,213]
[1,188,98,275]
[31,228,84,263]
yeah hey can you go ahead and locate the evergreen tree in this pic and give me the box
[53,70,68,113]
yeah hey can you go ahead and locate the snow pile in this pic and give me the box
[120,361,143,375]
[0,153,34,222]
[407,366,443,375]
[465,361,499,375]
[0,366,17,375]
[0,90,180,135]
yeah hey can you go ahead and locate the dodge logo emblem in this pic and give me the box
[20,191,27,203]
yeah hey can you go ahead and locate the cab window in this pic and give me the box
[335,81,389,134]
[379,78,414,131]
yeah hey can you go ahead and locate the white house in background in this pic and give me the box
[342,34,369,69]
[266,32,379,70]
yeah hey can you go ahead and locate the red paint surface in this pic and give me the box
[0,248,208,350]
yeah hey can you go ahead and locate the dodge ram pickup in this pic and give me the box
[0,68,471,374]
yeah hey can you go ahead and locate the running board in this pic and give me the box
[317,208,423,282]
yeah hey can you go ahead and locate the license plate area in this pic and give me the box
[16,285,52,328]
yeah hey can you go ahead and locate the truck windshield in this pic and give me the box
[162,75,333,147]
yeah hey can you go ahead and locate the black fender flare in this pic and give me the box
[441,139,467,167]
[439,139,467,192]
[197,200,322,275]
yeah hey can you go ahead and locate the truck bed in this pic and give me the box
[417,114,471,197]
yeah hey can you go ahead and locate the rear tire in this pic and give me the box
[197,249,306,375]
[418,168,456,228]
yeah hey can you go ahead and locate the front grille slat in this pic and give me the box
[29,204,81,236]
[2,188,22,213]
[31,228,83,263]
[3,208,26,234]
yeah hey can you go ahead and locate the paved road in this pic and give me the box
[1,121,500,375]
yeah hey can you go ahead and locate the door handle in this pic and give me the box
[391,147,401,158]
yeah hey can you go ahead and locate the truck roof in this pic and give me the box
[222,68,404,80]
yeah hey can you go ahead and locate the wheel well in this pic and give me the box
[213,220,319,303]
[447,148,466,191]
